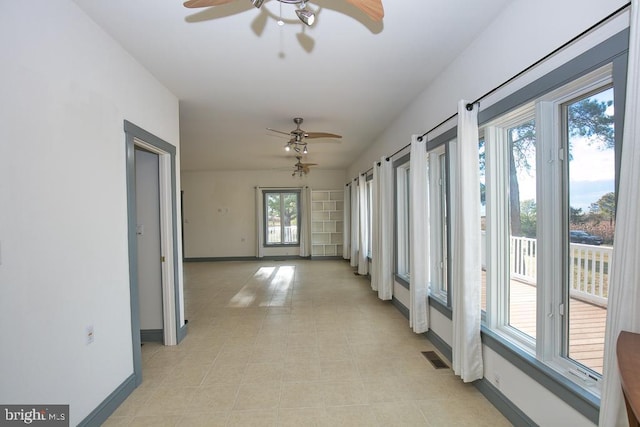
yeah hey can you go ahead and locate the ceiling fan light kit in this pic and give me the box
[183,0,384,25]
[268,117,342,176]
[295,6,315,26]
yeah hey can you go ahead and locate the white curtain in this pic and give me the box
[343,184,351,260]
[358,174,369,275]
[350,179,359,267]
[372,157,394,300]
[451,100,484,382]
[377,157,394,300]
[371,164,380,291]
[299,186,312,257]
[409,136,429,333]
[599,2,640,424]
[255,187,264,258]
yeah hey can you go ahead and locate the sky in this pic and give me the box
[516,139,615,211]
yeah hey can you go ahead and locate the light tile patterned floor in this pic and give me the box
[104,259,511,426]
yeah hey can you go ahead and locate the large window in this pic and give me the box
[428,144,449,304]
[480,64,618,394]
[395,157,411,280]
[264,191,300,246]
[483,104,538,345]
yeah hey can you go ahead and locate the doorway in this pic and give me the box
[135,148,164,342]
[124,120,186,386]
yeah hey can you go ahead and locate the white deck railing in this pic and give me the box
[267,225,297,244]
[568,243,611,307]
[482,233,611,308]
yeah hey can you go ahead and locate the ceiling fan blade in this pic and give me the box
[305,132,342,139]
[183,0,236,8]
[267,128,293,136]
[345,0,384,21]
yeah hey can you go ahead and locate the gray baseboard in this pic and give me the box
[177,322,188,343]
[140,329,163,343]
[77,374,136,427]
[425,329,452,362]
[391,296,410,319]
[475,378,537,427]
[389,294,533,426]
[184,256,312,262]
[184,256,258,262]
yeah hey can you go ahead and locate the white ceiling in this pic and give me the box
[73,0,511,173]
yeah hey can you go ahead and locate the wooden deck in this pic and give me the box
[482,278,606,374]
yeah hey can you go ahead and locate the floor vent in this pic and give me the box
[422,351,448,369]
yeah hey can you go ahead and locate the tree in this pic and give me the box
[590,192,616,225]
[267,193,298,227]
[569,207,586,225]
[508,120,535,236]
[520,199,537,238]
[506,95,613,236]
[568,98,614,149]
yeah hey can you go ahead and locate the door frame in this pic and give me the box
[124,120,186,386]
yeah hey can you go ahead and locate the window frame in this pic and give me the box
[263,189,301,247]
[427,143,449,305]
[482,102,538,353]
[476,29,628,419]
[394,153,411,282]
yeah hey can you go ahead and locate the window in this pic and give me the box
[562,84,615,377]
[395,157,411,280]
[480,63,619,394]
[264,191,300,246]
[428,144,449,303]
[483,104,538,345]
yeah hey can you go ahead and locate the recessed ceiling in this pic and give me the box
[73,0,512,172]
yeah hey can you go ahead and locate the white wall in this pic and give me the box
[348,0,628,178]
[182,169,346,258]
[0,2,181,424]
[348,1,628,425]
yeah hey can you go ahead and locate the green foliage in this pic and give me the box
[519,199,537,238]
[267,192,298,226]
[589,192,616,224]
[568,98,614,149]
[569,207,586,225]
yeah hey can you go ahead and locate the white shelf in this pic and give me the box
[311,190,344,257]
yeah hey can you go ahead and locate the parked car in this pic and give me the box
[569,230,603,245]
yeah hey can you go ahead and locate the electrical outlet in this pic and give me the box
[494,373,501,389]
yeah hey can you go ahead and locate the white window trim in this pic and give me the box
[428,144,449,304]
[483,103,537,354]
[396,160,411,280]
[481,64,614,397]
[536,64,613,395]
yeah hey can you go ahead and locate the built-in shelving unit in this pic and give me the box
[311,190,343,257]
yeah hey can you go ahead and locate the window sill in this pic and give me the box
[394,274,410,289]
[480,326,600,424]
[428,296,452,320]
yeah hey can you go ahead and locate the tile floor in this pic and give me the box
[104,259,511,426]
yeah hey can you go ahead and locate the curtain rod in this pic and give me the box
[412,1,630,143]
[348,2,629,185]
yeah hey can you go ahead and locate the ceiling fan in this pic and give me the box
[183,0,384,25]
[268,117,342,154]
[292,155,317,176]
